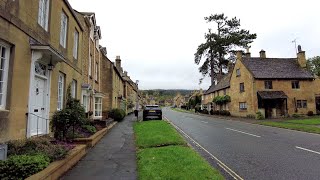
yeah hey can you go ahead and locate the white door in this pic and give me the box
[30,76,48,136]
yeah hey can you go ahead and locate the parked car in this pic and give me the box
[143,105,162,121]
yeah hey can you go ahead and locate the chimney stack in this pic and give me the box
[115,56,121,68]
[297,45,306,68]
[124,71,128,77]
[245,47,251,58]
[236,51,243,61]
[259,50,266,58]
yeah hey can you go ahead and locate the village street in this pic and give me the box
[163,108,320,180]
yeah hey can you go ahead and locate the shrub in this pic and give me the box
[195,104,201,113]
[212,110,220,115]
[246,114,255,119]
[0,154,50,179]
[210,109,214,115]
[82,125,97,134]
[51,85,86,141]
[212,95,231,105]
[109,109,126,121]
[292,113,300,118]
[256,111,265,120]
[7,138,68,162]
[307,111,314,116]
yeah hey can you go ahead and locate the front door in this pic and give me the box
[29,61,49,136]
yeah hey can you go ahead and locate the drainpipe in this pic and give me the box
[98,48,101,92]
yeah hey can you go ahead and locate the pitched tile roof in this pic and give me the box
[242,57,314,79]
[204,73,231,95]
[258,91,288,99]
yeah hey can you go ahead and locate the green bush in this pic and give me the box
[256,111,265,120]
[82,125,97,134]
[109,108,126,121]
[7,138,68,162]
[51,85,86,140]
[0,154,50,179]
[307,111,314,116]
[212,95,231,105]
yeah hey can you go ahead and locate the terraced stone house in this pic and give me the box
[203,47,320,118]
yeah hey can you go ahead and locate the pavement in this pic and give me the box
[163,107,320,180]
[61,114,138,180]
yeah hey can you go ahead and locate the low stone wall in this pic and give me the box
[73,121,117,148]
[26,145,87,180]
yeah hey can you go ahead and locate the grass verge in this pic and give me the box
[137,145,224,180]
[134,120,224,180]
[259,121,320,134]
[285,118,320,125]
[134,120,186,148]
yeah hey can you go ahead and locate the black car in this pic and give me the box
[143,105,162,120]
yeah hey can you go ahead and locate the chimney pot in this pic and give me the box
[124,71,128,76]
[259,50,266,58]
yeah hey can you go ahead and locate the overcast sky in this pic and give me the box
[69,0,319,90]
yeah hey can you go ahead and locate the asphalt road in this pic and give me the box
[163,108,320,180]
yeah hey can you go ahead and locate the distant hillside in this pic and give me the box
[141,89,193,97]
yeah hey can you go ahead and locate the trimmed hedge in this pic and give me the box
[0,154,50,180]
[109,108,126,121]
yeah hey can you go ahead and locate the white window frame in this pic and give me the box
[60,11,68,48]
[94,97,102,117]
[95,62,98,81]
[38,0,50,31]
[71,79,77,98]
[82,94,89,112]
[239,102,247,110]
[73,30,79,59]
[0,41,10,109]
[57,73,65,110]
[89,55,92,76]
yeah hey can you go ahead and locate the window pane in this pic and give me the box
[1,47,5,58]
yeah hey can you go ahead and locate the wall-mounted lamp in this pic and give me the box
[48,55,54,71]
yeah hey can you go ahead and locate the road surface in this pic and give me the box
[163,108,320,180]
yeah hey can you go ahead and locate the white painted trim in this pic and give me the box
[27,51,51,137]
[0,41,11,110]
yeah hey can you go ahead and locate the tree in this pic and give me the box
[195,13,256,84]
[307,56,320,77]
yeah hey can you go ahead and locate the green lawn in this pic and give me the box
[285,118,320,125]
[259,119,320,134]
[134,121,186,148]
[134,120,224,180]
[137,146,224,180]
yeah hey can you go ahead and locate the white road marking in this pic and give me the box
[201,121,208,124]
[296,146,320,155]
[164,116,244,180]
[226,128,261,138]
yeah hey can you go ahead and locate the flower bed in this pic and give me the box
[73,121,117,148]
[0,136,75,179]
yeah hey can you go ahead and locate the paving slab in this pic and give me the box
[61,114,138,180]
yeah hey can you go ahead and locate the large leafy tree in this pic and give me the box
[195,13,256,84]
[307,56,320,76]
